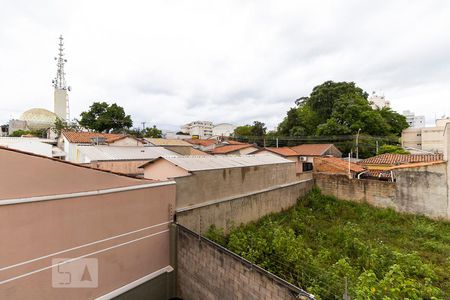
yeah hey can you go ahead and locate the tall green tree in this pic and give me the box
[278,81,408,137]
[251,121,267,136]
[79,102,132,133]
[142,125,162,138]
[233,125,253,137]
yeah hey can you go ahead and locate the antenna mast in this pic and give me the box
[52,35,71,121]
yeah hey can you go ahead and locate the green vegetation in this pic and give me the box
[10,129,47,137]
[206,189,450,299]
[378,145,410,155]
[277,81,408,138]
[79,102,133,133]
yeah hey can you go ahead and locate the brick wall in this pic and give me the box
[176,225,314,300]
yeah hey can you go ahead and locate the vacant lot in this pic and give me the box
[206,188,450,299]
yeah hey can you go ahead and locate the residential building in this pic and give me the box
[75,145,178,176]
[401,118,450,153]
[185,138,218,152]
[181,121,237,138]
[255,144,342,173]
[0,146,176,299]
[403,110,425,128]
[144,138,207,155]
[369,93,390,109]
[314,156,365,177]
[211,143,258,155]
[181,121,214,138]
[255,147,305,173]
[212,123,236,137]
[290,143,342,158]
[59,131,146,162]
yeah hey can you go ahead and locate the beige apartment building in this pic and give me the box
[402,118,450,153]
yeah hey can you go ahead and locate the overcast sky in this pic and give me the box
[1,0,450,131]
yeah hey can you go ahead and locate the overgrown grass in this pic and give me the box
[205,188,450,299]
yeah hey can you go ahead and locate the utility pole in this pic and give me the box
[141,122,146,131]
[376,140,379,155]
[276,138,279,148]
[356,128,361,161]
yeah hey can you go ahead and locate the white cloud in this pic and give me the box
[0,0,449,129]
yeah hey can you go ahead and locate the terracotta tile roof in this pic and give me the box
[315,157,365,173]
[185,139,218,147]
[226,140,245,145]
[62,131,126,144]
[189,148,210,155]
[387,161,446,170]
[212,144,256,154]
[290,144,335,156]
[263,147,299,157]
[360,153,444,166]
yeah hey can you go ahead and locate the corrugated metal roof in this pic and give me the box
[212,144,256,154]
[155,155,293,171]
[77,145,178,161]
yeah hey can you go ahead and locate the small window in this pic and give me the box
[303,162,313,172]
[417,133,421,137]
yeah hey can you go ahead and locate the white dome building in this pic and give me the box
[20,108,58,130]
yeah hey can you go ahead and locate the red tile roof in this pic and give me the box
[226,140,245,145]
[185,139,218,147]
[360,153,444,166]
[62,131,127,144]
[263,147,299,157]
[212,144,256,154]
[290,144,335,156]
[315,157,365,173]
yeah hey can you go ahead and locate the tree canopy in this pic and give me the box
[278,81,408,137]
[233,121,267,137]
[79,102,132,133]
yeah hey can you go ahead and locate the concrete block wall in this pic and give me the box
[314,169,450,220]
[175,163,299,210]
[176,180,314,234]
[176,225,313,300]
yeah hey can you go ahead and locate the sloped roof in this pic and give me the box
[360,153,444,166]
[189,148,210,155]
[262,147,299,157]
[0,146,155,200]
[145,138,192,146]
[212,144,257,154]
[185,139,218,147]
[62,131,127,144]
[76,145,178,161]
[315,157,365,173]
[141,155,292,171]
[290,144,336,156]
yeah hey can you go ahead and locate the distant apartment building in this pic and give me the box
[402,118,450,153]
[403,110,425,128]
[181,121,236,138]
[369,93,390,109]
[181,121,213,138]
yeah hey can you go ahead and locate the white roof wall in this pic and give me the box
[160,155,293,172]
[76,145,178,163]
[0,138,53,157]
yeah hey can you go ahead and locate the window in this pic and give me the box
[303,162,313,172]
[417,133,421,137]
